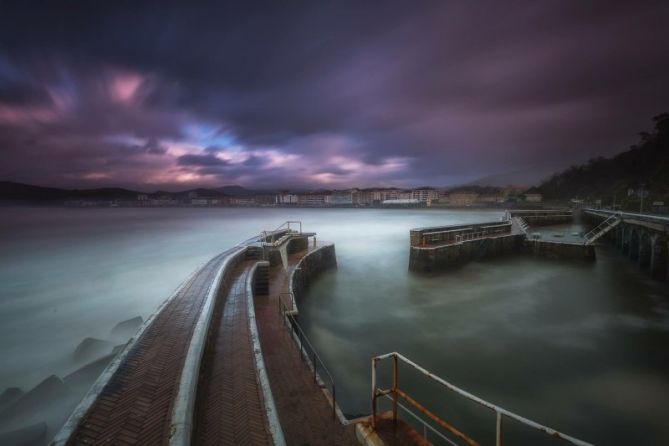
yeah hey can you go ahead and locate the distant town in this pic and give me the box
[63,185,544,208]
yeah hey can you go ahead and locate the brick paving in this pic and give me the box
[255,246,359,446]
[193,261,272,446]
[65,242,361,446]
[65,249,236,446]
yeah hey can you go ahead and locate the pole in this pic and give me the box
[392,354,398,425]
[371,358,377,428]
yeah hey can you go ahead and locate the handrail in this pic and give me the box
[278,298,337,420]
[380,393,457,446]
[259,220,303,244]
[584,214,621,245]
[372,352,594,446]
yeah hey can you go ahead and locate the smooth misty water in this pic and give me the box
[1,207,668,445]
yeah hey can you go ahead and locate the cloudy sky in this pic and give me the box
[1,1,668,191]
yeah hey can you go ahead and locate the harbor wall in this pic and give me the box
[409,235,525,272]
[291,244,337,306]
[523,240,596,261]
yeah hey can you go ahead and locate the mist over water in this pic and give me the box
[1,207,668,445]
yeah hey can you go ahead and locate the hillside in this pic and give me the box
[0,182,256,203]
[536,113,669,205]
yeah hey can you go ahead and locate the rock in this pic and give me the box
[0,387,24,413]
[112,343,128,356]
[0,422,47,446]
[63,353,115,392]
[73,337,113,363]
[0,375,71,427]
[110,316,143,341]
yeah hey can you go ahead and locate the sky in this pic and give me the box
[0,1,668,191]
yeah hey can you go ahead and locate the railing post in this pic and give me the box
[371,357,377,428]
[392,354,398,425]
[313,353,317,383]
[298,327,304,361]
[332,385,336,421]
[496,411,503,446]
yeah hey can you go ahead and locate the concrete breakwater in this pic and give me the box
[409,209,595,272]
[290,244,337,307]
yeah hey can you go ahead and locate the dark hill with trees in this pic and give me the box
[535,113,669,208]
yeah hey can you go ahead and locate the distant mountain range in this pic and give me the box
[0,182,260,203]
[533,113,669,202]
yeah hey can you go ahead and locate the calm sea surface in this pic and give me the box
[1,207,668,444]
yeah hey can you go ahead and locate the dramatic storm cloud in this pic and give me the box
[0,1,668,190]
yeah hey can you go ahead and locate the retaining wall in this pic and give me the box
[523,240,595,261]
[291,244,337,307]
[409,234,525,272]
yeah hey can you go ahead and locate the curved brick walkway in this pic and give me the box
[255,247,358,446]
[65,249,236,446]
[61,240,357,446]
[193,261,272,446]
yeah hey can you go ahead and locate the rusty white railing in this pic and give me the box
[371,352,594,446]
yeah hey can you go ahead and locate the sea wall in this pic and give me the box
[523,240,596,261]
[409,235,525,272]
[290,244,337,307]
[521,215,573,226]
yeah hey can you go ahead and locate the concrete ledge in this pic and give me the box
[524,239,596,261]
[288,243,337,314]
[248,261,286,446]
[409,234,524,272]
[168,246,247,446]
[355,420,384,446]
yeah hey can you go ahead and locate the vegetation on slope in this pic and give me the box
[535,113,669,208]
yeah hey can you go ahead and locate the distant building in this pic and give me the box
[525,193,543,203]
[190,198,208,206]
[477,194,504,205]
[254,194,275,205]
[412,188,440,202]
[297,193,326,206]
[449,192,479,206]
[382,198,421,207]
[231,197,256,206]
[276,193,298,205]
[325,191,353,205]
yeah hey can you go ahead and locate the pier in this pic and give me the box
[49,220,594,446]
[51,224,357,446]
[584,209,669,281]
[409,209,596,272]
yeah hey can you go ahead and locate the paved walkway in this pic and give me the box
[254,246,358,446]
[65,249,235,446]
[63,242,358,446]
[193,261,272,446]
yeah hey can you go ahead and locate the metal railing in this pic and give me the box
[514,216,530,234]
[372,352,593,446]
[584,213,621,245]
[261,220,303,244]
[278,295,337,420]
[454,228,508,244]
[378,393,457,445]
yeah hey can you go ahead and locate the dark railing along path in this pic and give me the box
[254,244,358,445]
